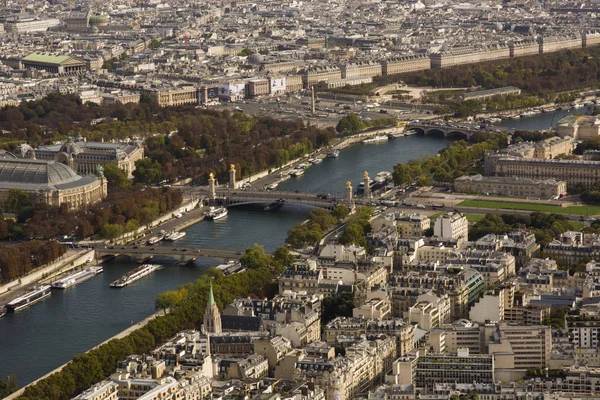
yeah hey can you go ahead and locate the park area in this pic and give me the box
[458,199,600,216]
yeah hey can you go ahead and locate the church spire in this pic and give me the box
[209,281,215,306]
[204,280,222,334]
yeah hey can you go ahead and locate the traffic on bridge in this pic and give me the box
[96,245,248,263]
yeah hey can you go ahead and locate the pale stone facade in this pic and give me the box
[454,175,567,199]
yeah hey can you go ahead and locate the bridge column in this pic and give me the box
[229,164,237,189]
[363,171,372,199]
[208,172,216,200]
[345,181,354,211]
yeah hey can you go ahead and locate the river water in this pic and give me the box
[497,106,591,131]
[0,110,566,388]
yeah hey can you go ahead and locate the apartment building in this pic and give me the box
[253,336,293,376]
[301,66,342,88]
[381,55,430,75]
[285,75,304,92]
[408,301,440,331]
[429,45,509,68]
[389,269,485,320]
[433,212,468,244]
[290,337,396,400]
[261,61,304,74]
[539,34,582,53]
[569,316,600,349]
[504,305,550,326]
[391,349,495,389]
[323,317,414,357]
[509,39,540,57]
[339,61,382,79]
[583,31,600,48]
[488,323,553,371]
[5,16,59,33]
[440,321,552,372]
[73,370,211,400]
[446,250,516,285]
[469,290,505,323]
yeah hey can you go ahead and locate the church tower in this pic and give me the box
[203,282,222,334]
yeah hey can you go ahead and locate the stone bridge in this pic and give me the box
[207,188,345,210]
[96,246,247,264]
[407,120,488,139]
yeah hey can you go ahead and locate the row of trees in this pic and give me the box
[335,113,396,134]
[392,132,508,186]
[286,205,350,247]
[398,47,600,97]
[0,94,336,188]
[434,95,549,117]
[0,187,182,242]
[469,212,578,246]
[0,240,65,283]
[17,245,293,400]
[338,207,373,248]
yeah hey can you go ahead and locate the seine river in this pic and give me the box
[0,110,565,388]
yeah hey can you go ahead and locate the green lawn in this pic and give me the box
[386,90,410,95]
[465,214,485,222]
[569,221,586,231]
[458,199,600,216]
[430,212,443,220]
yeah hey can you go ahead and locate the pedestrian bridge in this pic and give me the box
[96,246,247,264]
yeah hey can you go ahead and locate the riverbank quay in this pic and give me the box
[7,244,285,400]
[0,249,94,303]
[3,308,164,400]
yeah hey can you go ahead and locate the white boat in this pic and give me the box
[110,264,159,288]
[266,183,278,190]
[147,235,164,245]
[6,285,51,312]
[215,261,245,275]
[388,132,405,139]
[403,130,417,136]
[51,266,103,289]
[164,231,186,241]
[327,150,340,158]
[520,110,539,118]
[205,207,228,220]
[362,135,389,144]
[375,171,393,183]
[290,169,304,177]
[310,158,323,165]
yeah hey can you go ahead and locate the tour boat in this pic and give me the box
[51,266,103,289]
[362,135,389,144]
[147,235,164,245]
[164,231,186,241]
[6,285,51,312]
[205,207,228,220]
[110,264,159,288]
